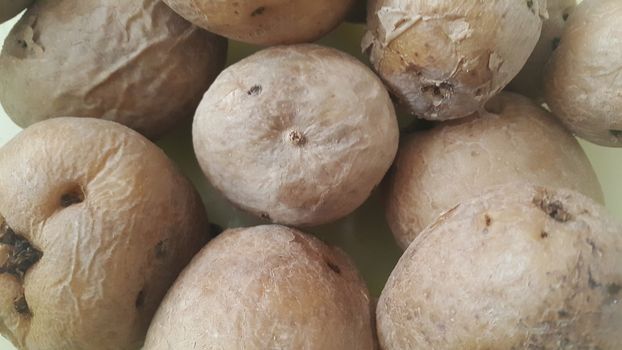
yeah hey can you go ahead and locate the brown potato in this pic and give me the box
[362,0,544,120]
[386,92,604,249]
[193,44,399,227]
[0,0,227,139]
[144,225,375,350]
[0,118,209,350]
[507,0,576,100]
[0,0,33,23]
[161,0,353,45]
[544,0,622,147]
[378,184,622,349]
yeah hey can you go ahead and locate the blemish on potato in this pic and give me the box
[484,214,492,227]
[260,213,271,221]
[60,186,85,207]
[288,130,306,146]
[552,37,561,50]
[135,289,145,308]
[13,295,31,316]
[557,309,569,318]
[0,223,43,280]
[533,196,572,222]
[540,231,549,239]
[325,260,341,275]
[251,6,265,17]
[247,85,262,96]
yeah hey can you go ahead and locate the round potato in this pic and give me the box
[507,0,576,100]
[362,0,544,120]
[386,92,604,249]
[0,0,33,24]
[144,225,375,350]
[544,0,622,147]
[161,0,353,45]
[0,0,227,139]
[378,184,622,349]
[0,118,209,350]
[193,44,399,227]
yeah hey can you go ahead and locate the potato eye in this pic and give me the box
[60,187,85,207]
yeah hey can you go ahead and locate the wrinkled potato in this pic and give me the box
[544,0,622,147]
[378,184,622,349]
[0,0,33,24]
[193,44,399,227]
[386,92,604,249]
[0,0,227,139]
[507,0,576,100]
[362,0,544,120]
[0,118,209,350]
[144,225,375,350]
[161,0,353,45]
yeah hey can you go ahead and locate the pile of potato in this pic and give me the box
[0,0,620,349]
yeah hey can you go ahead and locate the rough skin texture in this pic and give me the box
[508,0,576,101]
[193,44,399,227]
[362,0,545,120]
[0,0,33,24]
[0,118,209,350]
[378,184,622,349]
[144,225,375,350]
[161,0,354,45]
[544,0,622,147]
[386,92,604,249]
[0,0,227,139]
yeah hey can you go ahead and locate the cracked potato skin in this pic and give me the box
[0,118,209,350]
[378,184,622,349]
[0,0,227,139]
[362,0,544,120]
[144,225,375,350]
[386,92,604,249]
[544,0,622,147]
[193,44,399,227]
[161,0,354,45]
[0,0,34,24]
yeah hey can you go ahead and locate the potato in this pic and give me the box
[0,118,209,350]
[161,0,353,45]
[0,0,227,139]
[193,44,399,227]
[0,0,33,24]
[362,0,544,120]
[544,0,622,147]
[377,184,622,349]
[507,0,576,100]
[386,92,604,249]
[144,225,375,350]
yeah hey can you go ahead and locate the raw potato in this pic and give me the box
[144,225,375,350]
[161,0,353,45]
[362,0,545,120]
[378,184,622,349]
[507,0,576,100]
[0,118,209,350]
[544,0,622,147]
[386,92,604,249]
[0,0,227,139]
[193,44,399,227]
[0,0,33,24]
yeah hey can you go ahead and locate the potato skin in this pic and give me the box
[362,0,544,120]
[0,118,209,350]
[162,0,353,45]
[144,225,375,350]
[386,92,604,249]
[0,0,227,139]
[0,0,33,23]
[378,185,622,349]
[507,0,576,101]
[193,44,399,227]
[544,0,622,147]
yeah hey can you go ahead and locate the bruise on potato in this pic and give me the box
[0,222,42,281]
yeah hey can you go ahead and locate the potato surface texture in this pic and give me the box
[144,225,375,350]
[0,0,33,24]
[193,44,399,227]
[378,185,622,349]
[161,0,354,45]
[362,0,544,120]
[0,0,227,139]
[544,0,622,147]
[0,118,209,350]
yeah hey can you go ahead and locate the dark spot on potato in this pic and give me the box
[533,196,572,222]
[0,223,43,280]
[540,231,549,239]
[247,85,262,96]
[260,213,271,221]
[608,283,621,296]
[325,260,341,274]
[562,13,569,21]
[557,309,569,318]
[155,241,167,259]
[288,130,306,146]
[16,39,27,49]
[13,295,31,316]
[135,289,145,308]
[60,186,85,207]
[251,6,265,16]
[210,223,224,237]
[588,269,601,289]
[552,37,561,50]
[484,214,492,227]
